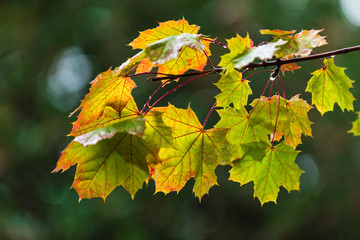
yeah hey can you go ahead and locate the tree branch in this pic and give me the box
[146,45,360,82]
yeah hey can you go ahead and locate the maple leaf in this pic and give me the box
[305,58,355,116]
[129,18,211,76]
[129,18,200,49]
[277,95,313,148]
[69,50,152,136]
[214,68,252,108]
[53,133,155,201]
[54,98,174,200]
[219,33,286,69]
[230,141,303,205]
[349,112,360,136]
[145,33,204,64]
[153,104,232,200]
[261,29,327,58]
[219,34,253,68]
[281,62,301,75]
[215,106,273,158]
[259,29,296,36]
[74,117,146,147]
[249,95,312,148]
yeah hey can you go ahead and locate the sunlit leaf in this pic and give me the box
[53,133,155,201]
[145,33,204,64]
[219,33,286,69]
[260,29,296,36]
[129,18,200,50]
[69,51,150,136]
[293,30,327,57]
[349,112,360,136]
[261,29,327,58]
[281,62,301,75]
[219,34,252,69]
[215,69,252,108]
[74,117,146,147]
[305,58,355,115]
[216,106,273,158]
[230,141,303,205]
[277,95,312,148]
[249,95,312,148]
[153,104,232,200]
[129,18,211,76]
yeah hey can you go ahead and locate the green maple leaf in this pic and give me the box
[219,33,286,69]
[214,69,252,108]
[153,104,232,200]
[215,106,273,158]
[53,133,154,201]
[219,34,252,69]
[230,141,303,205]
[349,112,360,136]
[305,58,355,116]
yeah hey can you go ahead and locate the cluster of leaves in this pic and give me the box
[53,18,360,205]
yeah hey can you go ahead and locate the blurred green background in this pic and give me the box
[1,0,360,239]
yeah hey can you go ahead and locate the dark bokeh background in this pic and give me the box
[1,0,360,239]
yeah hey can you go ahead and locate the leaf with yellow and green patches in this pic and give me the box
[305,58,355,116]
[215,106,273,157]
[349,112,360,136]
[219,34,253,69]
[215,69,252,108]
[53,132,155,201]
[69,50,151,136]
[249,95,312,148]
[129,18,211,76]
[54,98,174,200]
[153,104,232,200]
[261,29,327,58]
[219,33,286,69]
[277,95,313,148]
[230,141,303,205]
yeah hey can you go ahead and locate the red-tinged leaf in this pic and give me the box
[277,95,313,148]
[230,141,303,205]
[305,58,355,115]
[281,62,301,75]
[260,29,296,36]
[53,133,155,201]
[69,51,151,136]
[129,18,200,50]
[135,57,154,74]
[249,95,312,148]
[293,30,327,57]
[153,104,232,200]
[129,19,211,76]
[215,69,252,108]
[156,38,211,76]
[349,112,360,136]
[219,33,286,69]
[70,71,135,136]
[263,29,327,58]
